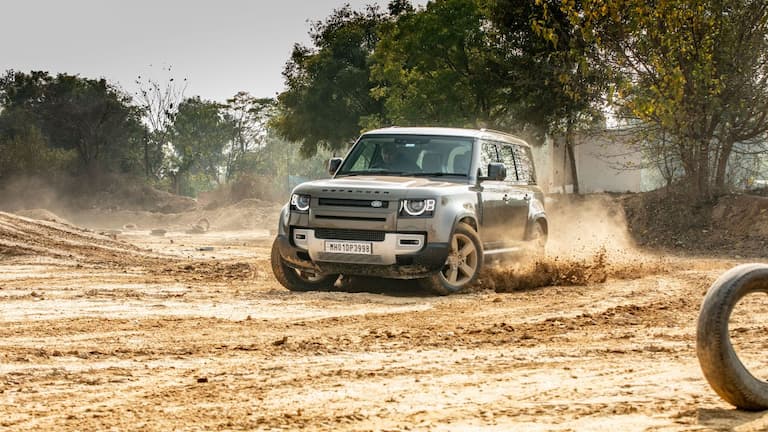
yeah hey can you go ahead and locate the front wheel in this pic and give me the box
[419,223,483,295]
[270,238,338,292]
[696,263,768,410]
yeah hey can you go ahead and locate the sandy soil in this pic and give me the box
[2,209,768,431]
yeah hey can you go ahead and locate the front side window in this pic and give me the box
[336,135,474,177]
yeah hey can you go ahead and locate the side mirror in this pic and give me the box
[486,162,507,181]
[328,157,343,176]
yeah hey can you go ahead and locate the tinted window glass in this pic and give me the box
[478,141,498,177]
[337,135,474,176]
[512,145,536,184]
[498,144,518,182]
[348,143,376,172]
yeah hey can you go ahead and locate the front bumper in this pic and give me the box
[274,233,450,279]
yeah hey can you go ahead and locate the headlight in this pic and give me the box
[400,199,436,217]
[290,194,311,213]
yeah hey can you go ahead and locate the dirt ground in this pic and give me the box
[2,195,768,431]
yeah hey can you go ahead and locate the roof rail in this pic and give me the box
[479,128,524,141]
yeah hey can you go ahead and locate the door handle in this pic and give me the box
[523,194,531,201]
[503,194,512,203]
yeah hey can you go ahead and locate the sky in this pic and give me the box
[0,0,424,103]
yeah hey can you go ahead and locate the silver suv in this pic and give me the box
[270,127,547,294]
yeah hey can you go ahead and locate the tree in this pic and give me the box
[0,121,76,179]
[272,5,386,156]
[371,0,506,128]
[134,66,187,181]
[486,0,607,193]
[0,70,145,175]
[169,97,233,195]
[224,92,276,181]
[560,0,768,200]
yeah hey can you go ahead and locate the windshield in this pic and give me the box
[336,134,474,177]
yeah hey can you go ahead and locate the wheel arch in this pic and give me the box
[453,214,479,233]
[527,214,548,240]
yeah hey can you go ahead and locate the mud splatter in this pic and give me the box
[483,248,671,292]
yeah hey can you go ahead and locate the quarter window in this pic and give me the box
[498,144,519,182]
[512,145,536,184]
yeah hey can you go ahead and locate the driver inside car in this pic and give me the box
[375,144,420,173]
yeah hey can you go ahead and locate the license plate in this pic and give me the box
[324,240,372,255]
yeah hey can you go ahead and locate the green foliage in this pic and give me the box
[0,70,145,175]
[276,0,607,154]
[224,93,276,181]
[0,123,76,178]
[169,97,234,196]
[271,5,385,156]
[560,0,768,199]
[371,0,503,128]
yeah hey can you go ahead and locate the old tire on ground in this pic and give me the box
[696,263,768,410]
[419,222,483,295]
[270,238,338,292]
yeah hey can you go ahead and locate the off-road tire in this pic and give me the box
[419,223,483,295]
[270,238,337,292]
[696,263,768,410]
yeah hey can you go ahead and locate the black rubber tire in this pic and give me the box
[270,238,337,292]
[696,263,768,410]
[419,223,483,295]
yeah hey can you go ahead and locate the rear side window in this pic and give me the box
[497,144,518,182]
[512,145,536,184]
[478,141,498,177]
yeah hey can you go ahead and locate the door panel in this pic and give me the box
[479,180,510,249]
[497,144,531,242]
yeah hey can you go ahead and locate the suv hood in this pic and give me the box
[293,176,469,198]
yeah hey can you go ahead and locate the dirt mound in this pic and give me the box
[62,198,282,233]
[0,211,151,264]
[623,190,768,257]
[198,175,283,210]
[94,183,197,214]
[0,174,197,215]
[14,208,72,225]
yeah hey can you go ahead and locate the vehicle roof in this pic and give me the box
[361,126,530,147]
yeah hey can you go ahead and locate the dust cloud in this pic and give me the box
[0,174,281,234]
[0,175,66,215]
[484,194,670,293]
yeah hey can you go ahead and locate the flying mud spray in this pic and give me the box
[483,194,670,292]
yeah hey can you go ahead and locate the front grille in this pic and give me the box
[314,228,386,242]
[316,215,386,222]
[318,198,390,208]
[317,252,384,264]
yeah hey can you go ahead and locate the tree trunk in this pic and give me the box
[565,119,579,194]
[143,132,151,179]
[714,139,734,195]
[696,139,711,201]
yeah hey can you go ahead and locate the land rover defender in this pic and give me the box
[270,127,547,294]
